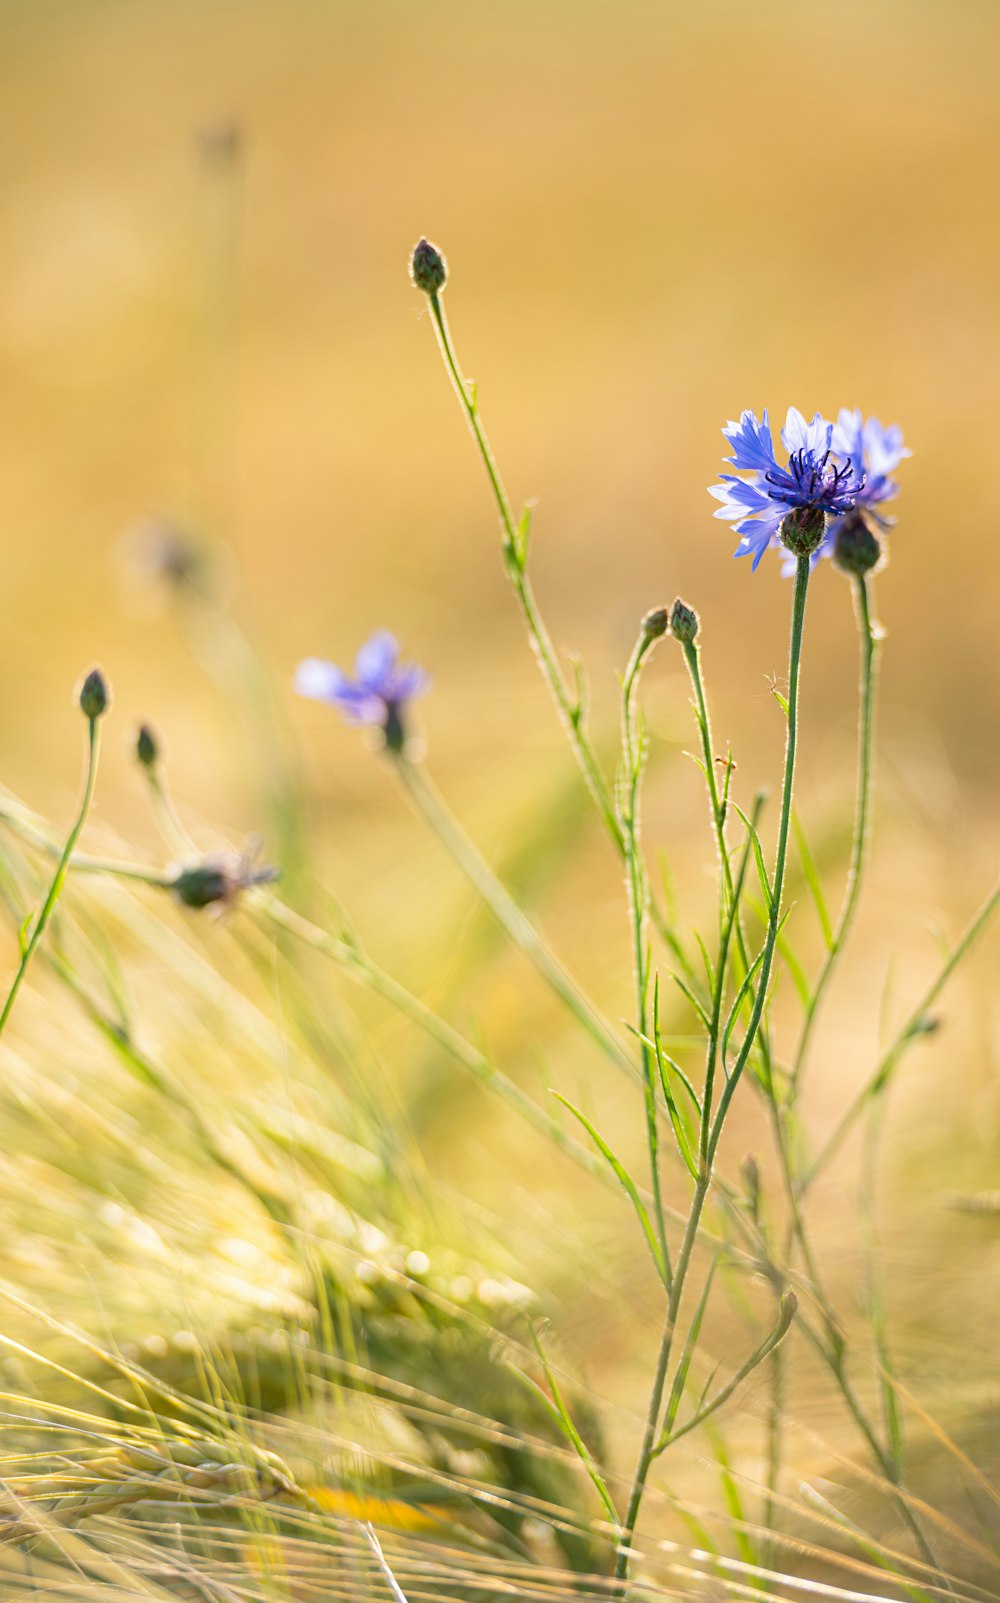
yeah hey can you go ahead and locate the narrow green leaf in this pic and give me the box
[775,925,810,1007]
[672,972,712,1031]
[793,812,833,948]
[515,502,534,565]
[732,802,773,916]
[552,1093,668,1286]
[662,1262,717,1438]
[523,1326,619,1528]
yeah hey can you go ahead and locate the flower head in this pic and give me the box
[78,667,110,722]
[798,411,910,574]
[170,844,279,912]
[410,238,447,296]
[709,408,866,570]
[295,631,429,753]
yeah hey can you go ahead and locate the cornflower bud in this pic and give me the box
[169,846,279,912]
[135,724,159,769]
[79,668,110,722]
[410,238,447,295]
[832,508,883,576]
[641,606,670,640]
[668,598,700,644]
[779,505,827,558]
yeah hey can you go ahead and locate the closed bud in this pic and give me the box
[135,724,159,769]
[410,238,447,295]
[740,1152,761,1220]
[78,667,110,722]
[169,848,279,912]
[779,505,827,557]
[668,598,699,644]
[832,509,883,576]
[170,864,231,910]
[641,606,670,640]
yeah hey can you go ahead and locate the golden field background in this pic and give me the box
[1,0,999,1575]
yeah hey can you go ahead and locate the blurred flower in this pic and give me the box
[295,631,429,753]
[709,408,865,570]
[170,843,279,912]
[135,723,159,769]
[78,667,110,722]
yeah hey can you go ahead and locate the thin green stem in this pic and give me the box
[619,630,671,1281]
[614,555,812,1588]
[707,553,812,1167]
[680,636,771,1158]
[262,896,612,1185]
[425,289,624,855]
[391,755,636,1080]
[0,719,103,1041]
[0,802,172,888]
[803,875,1000,1190]
[791,572,878,1093]
[651,1289,796,1455]
[613,1178,709,1585]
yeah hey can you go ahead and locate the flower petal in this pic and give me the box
[722,409,777,474]
[294,658,352,704]
[355,630,399,693]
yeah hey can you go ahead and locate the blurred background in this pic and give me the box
[1,0,999,1589]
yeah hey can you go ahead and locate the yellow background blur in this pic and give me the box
[1,0,999,1517]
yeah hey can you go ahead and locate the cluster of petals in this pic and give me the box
[709,407,908,571]
[295,630,429,726]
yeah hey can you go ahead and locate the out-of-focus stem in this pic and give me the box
[391,755,637,1079]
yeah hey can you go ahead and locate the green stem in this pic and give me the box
[791,572,878,1093]
[391,756,636,1080]
[613,1179,709,1585]
[0,802,171,888]
[707,553,812,1168]
[426,289,624,855]
[0,718,102,1040]
[619,630,671,1282]
[680,637,769,1158]
[615,554,812,1588]
[262,896,613,1185]
[803,875,1000,1190]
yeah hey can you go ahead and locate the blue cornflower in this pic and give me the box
[295,630,429,752]
[792,411,910,575]
[829,409,908,528]
[709,408,866,569]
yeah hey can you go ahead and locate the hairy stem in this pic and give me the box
[791,572,878,1092]
[707,552,812,1167]
[425,289,624,854]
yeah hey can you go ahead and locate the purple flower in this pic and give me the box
[295,631,429,751]
[792,411,910,573]
[830,409,908,525]
[709,407,866,570]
